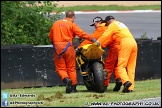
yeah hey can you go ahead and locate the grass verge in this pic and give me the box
[55,5,161,12]
[1,79,161,107]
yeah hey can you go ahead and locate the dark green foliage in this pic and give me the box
[1,1,62,45]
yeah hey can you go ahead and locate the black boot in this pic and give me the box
[72,84,78,92]
[122,81,132,93]
[63,78,72,93]
[113,78,122,92]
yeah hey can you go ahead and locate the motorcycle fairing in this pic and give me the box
[81,44,105,59]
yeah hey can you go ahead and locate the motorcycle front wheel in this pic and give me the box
[92,62,106,93]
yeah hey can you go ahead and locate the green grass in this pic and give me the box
[54,5,161,12]
[1,79,161,107]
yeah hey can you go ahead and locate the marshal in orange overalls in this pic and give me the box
[97,20,138,91]
[49,18,93,86]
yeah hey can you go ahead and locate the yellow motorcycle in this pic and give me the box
[76,43,107,93]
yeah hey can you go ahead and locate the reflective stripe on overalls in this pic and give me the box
[53,42,71,58]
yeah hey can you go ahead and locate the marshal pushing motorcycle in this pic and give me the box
[75,43,108,93]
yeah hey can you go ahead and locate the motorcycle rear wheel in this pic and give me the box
[92,62,106,93]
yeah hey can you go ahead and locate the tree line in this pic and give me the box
[1,1,62,45]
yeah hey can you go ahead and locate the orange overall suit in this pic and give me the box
[102,40,121,87]
[97,20,138,92]
[49,18,93,86]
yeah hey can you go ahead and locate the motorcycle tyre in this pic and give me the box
[92,62,106,93]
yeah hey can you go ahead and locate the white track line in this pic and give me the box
[49,10,161,15]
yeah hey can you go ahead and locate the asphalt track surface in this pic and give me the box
[50,10,161,40]
[73,10,161,40]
